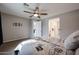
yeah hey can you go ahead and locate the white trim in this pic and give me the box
[3,37,30,43]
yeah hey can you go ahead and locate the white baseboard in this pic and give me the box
[3,37,30,43]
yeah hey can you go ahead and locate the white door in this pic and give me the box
[33,20,41,37]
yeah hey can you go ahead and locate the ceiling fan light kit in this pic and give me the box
[34,14,38,17]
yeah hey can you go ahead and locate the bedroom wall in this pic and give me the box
[42,10,79,40]
[42,19,49,39]
[1,13,31,42]
[59,10,79,40]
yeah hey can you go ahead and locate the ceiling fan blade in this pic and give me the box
[24,3,29,6]
[29,15,33,17]
[24,3,35,11]
[40,13,48,15]
[24,11,33,14]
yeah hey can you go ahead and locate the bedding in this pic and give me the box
[14,38,65,55]
[64,30,79,49]
[64,30,79,55]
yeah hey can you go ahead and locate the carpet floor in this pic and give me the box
[0,38,28,55]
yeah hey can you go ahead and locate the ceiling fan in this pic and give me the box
[24,3,48,18]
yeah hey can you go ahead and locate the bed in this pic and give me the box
[14,38,66,55]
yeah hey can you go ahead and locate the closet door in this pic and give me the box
[0,12,3,45]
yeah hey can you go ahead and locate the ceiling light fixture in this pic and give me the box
[34,14,38,17]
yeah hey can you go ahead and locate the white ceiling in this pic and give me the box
[0,3,79,19]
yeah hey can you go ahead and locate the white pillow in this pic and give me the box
[64,30,79,49]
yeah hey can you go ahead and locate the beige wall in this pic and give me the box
[1,13,31,42]
[42,10,79,40]
[1,10,79,42]
[59,10,79,40]
[42,19,49,38]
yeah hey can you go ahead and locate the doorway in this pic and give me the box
[33,20,41,38]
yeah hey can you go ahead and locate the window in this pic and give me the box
[49,17,60,39]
